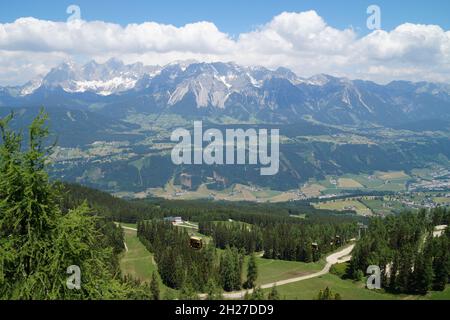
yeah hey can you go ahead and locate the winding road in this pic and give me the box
[118,223,356,299]
[219,244,355,299]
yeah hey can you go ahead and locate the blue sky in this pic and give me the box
[1,0,449,36]
[0,0,449,85]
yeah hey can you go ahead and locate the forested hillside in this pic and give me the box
[347,208,450,295]
[61,182,365,225]
[199,220,357,262]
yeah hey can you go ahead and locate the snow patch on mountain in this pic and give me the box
[66,77,138,96]
[21,78,43,95]
[20,59,162,96]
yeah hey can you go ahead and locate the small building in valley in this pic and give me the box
[164,216,183,225]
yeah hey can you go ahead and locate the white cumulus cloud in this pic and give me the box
[0,11,449,85]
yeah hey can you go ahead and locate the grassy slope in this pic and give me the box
[427,287,450,300]
[119,223,449,300]
[249,257,325,286]
[120,229,156,282]
[119,228,176,296]
[263,273,401,300]
[262,272,450,300]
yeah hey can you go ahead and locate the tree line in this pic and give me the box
[347,208,450,295]
[138,219,259,293]
[62,183,363,227]
[199,221,263,254]
[200,220,358,262]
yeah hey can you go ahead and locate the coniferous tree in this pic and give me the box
[432,238,450,291]
[219,247,243,292]
[205,279,223,300]
[245,253,258,289]
[316,287,341,300]
[267,285,280,300]
[249,286,265,300]
[412,252,434,295]
[346,209,450,295]
[219,248,235,292]
[179,281,197,300]
[0,110,142,300]
[150,272,160,300]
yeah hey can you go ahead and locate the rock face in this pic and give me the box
[21,58,162,96]
[2,59,450,126]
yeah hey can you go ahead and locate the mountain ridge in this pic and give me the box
[1,59,450,126]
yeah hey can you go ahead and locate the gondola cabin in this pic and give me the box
[190,236,203,250]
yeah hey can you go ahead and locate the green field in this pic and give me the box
[118,225,450,300]
[317,171,410,195]
[360,198,406,215]
[314,199,372,216]
[119,228,176,296]
[262,272,450,300]
[338,178,364,188]
[243,257,325,286]
[120,229,157,282]
[427,287,450,300]
[262,273,402,300]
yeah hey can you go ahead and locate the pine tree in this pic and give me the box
[413,252,434,295]
[220,247,243,292]
[316,287,341,300]
[245,253,258,289]
[267,285,280,300]
[150,272,160,300]
[249,286,265,300]
[304,242,313,263]
[0,110,137,300]
[179,281,197,300]
[317,290,323,300]
[396,246,414,293]
[205,279,223,300]
[0,111,60,298]
[219,248,235,292]
[432,239,450,291]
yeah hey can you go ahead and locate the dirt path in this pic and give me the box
[122,226,137,231]
[117,223,356,300]
[217,244,355,299]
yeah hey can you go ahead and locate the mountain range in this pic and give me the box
[1,59,450,193]
[1,59,450,126]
